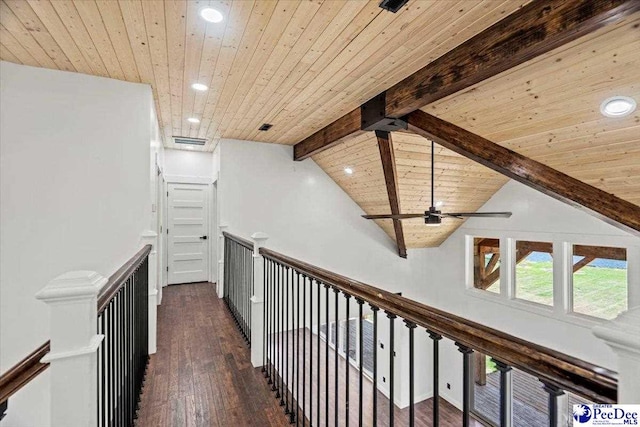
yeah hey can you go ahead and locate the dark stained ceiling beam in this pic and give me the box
[376,130,407,258]
[385,0,640,118]
[406,110,640,237]
[293,108,364,160]
[293,0,638,160]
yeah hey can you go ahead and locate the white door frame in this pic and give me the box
[164,174,216,284]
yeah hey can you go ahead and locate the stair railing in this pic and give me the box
[34,244,153,427]
[0,341,51,421]
[257,246,618,427]
[222,231,255,344]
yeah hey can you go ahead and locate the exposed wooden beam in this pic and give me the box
[293,108,363,161]
[479,250,532,290]
[376,130,407,258]
[485,253,500,274]
[573,256,597,273]
[478,240,626,261]
[385,0,640,118]
[406,110,640,237]
[292,0,638,159]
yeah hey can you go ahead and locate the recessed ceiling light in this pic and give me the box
[600,96,636,118]
[344,167,353,175]
[191,83,208,91]
[435,201,444,208]
[187,117,200,124]
[199,7,223,23]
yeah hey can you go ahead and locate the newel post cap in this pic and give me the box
[593,306,640,356]
[251,232,268,253]
[251,232,269,241]
[36,271,107,302]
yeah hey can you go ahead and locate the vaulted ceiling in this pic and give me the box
[1,0,638,248]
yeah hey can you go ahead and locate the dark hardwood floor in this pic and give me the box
[137,282,289,426]
[137,282,481,426]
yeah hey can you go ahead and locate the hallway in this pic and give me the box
[136,282,289,426]
[137,282,481,427]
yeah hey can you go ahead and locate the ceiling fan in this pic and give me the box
[362,140,512,226]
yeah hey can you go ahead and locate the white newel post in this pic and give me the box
[218,224,228,298]
[593,307,640,403]
[36,271,106,427]
[250,232,269,367]
[141,231,158,354]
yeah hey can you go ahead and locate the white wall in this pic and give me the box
[163,148,215,180]
[217,139,428,404]
[414,180,640,409]
[0,61,154,427]
[218,139,639,410]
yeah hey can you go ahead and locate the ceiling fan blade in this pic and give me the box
[362,213,427,220]
[441,212,512,218]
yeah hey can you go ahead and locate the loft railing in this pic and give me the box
[223,232,254,344]
[256,246,617,427]
[0,341,51,420]
[96,245,151,427]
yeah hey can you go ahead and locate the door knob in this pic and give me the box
[200,235,208,240]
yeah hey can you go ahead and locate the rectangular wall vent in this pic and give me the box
[379,0,409,13]
[172,136,206,146]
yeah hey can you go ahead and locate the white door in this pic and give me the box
[167,183,209,284]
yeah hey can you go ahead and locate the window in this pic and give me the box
[473,238,500,294]
[515,240,553,306]
[572,245,627,320]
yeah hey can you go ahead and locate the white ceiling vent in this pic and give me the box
[173,136,206,146]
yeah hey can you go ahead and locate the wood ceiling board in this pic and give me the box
[427,12,640,212]
[280,0,527,147]
[0,0,529,152]
[0,1,56,69]
[4,0,75,71]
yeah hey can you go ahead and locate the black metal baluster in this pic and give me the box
[324,284,330,427]
[316,279,321,427]
[120,288,125,427]
[405,321,417,427]
[295,272,300,426]
[267,260,273,382]
[371,305,379,427]
[333,288,340,427]
[309,274,313,427]
[543,382,565,427]
[270,261,276,389]
[493,359,513,427]
[356,299,364,427]
[456,343,474,427]
[276,264,282,401]
[302,273,307,425]
[345,293,351,427]
[100,313,106,427]
[388,313,396,427]
[427,331,442,427]
[285,267,291,416]
[264,259,269,377]
[279,264,285,405]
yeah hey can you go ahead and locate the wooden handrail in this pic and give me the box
[97,245,152,314]
[223,231,254,251]
[260,247,617,403]
[0,341,50,404]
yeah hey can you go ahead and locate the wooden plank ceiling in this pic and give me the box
[1,1,638,248]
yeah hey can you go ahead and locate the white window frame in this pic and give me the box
[465,229,639,327]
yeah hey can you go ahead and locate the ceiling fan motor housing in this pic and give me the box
[425,208,442,225]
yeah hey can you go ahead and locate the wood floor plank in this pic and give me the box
[136,282,481,426]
